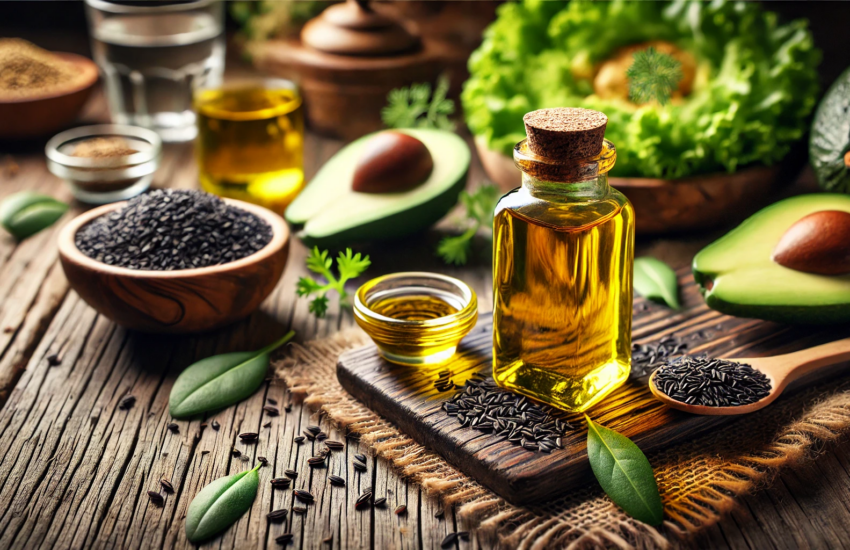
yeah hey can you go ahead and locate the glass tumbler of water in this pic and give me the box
[85,0,225,143]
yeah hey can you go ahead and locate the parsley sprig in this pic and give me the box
[381,75,455,131]
[296,247,371,318]
[626,47,683,106]
[437,185,500,265]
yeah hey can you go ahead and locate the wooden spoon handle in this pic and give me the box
[774,337,850,384]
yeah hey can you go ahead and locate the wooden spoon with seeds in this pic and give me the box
[649,338,850,415]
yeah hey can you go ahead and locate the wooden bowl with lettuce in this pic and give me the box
[463,1,820,235]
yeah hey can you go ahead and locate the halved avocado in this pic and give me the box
[285,128,470,248]
[693,194,850,324]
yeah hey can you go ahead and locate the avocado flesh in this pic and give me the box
[285,129,470,248]
[692,194,850,324]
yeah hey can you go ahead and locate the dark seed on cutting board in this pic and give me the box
[323,535,332,543]
[147,491,164,506]
[329,475,346,486]
[308,456,326,467]
[373,497,386,507]
[353,461,367,472]
[238,432,258,442]
[294,489,314,503]
[441,533,458,548]
[285,469,298,478]
[355,491,372,509]
[263,421,272,428]
[267,509,288,522]
[167,423,179,433]
[324,440,344,450]
[258,456,268,465]
[267,398,277,405]
[394,505,407,515]
[276,533,293,544]
[354,453,366,462]
[435,510,445,519]
[75,189,272,271]
[306,425,321,434]
[46,353,61,366]
[654,355,772,407]
[263,405,280,416]
[284,404,292,412]
[292,506,307,514]
[160,479,174,493]
[211,420,220,430]
[316,432,328,441]
[271,477,291,489]
[118,395,136,410]
[303,430,316,440]
[231,448,241,457]
[294,436,305,444]
[458,531,470,540]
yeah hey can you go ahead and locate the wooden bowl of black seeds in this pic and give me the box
[58,189,290,333]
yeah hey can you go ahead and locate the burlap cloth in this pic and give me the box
[274,329,850,549]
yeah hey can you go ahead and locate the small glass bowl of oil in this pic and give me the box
[354,272,478,367]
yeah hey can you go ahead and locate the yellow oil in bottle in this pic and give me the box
[492,109,634,412]
[194,82,304,214]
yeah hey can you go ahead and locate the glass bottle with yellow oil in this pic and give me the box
[194,79,304,214]
[493,108,634,412]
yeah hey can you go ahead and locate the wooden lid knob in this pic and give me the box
[523,108,608,159]
[301,0,419,56]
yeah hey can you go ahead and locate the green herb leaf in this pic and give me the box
[633,257,680,309]
[185,463,261,543]
[296,247,370,319]
[626,46,683,106]
[169,331,295,418]
[585,416,663,526]
[382,75,455,131]
[437,185,500,265]
[0,192,68,240]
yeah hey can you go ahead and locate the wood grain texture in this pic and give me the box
[338,272,850,505]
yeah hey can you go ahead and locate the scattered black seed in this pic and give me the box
[354,453,366,462]
[443,378,573,453]
[435,510,445,519]
[201,450,210,455]
[294,489,314,503]
[306,425,321,434]
[303,430,316,440]
[294,436,305,444]
[211,420,220,430]
[75,189,273,271]
[258,456,268,465]
[267,509,288,522]
[292,506,307,514]
[46,353,61,366]
[271,477,291,489]
[324,440,344,451]
[231,448,241,457]
[308,456,327,467]
[316,432,328,441]
[394,505,407,515]
[654,355,772,407]
[458,531,470,540]
[284,404,292,412]
[276,533,293,544]
[167,423,179,433]
[267,398,277,405]
[323,535,333,544]
[241,455,250,462]
[147,491,164,506]
[118,395,136,410]
[263,405,280,416]
[263,421,272,428]
[239,432,258,442]
[355,491,373,510]
[329,475,346,486]
[160,479,174,493]
[353,461,367,472]
[631,334,695,378]
[285,469,298,478]
[441,533,458,548]
[373,497,386,507]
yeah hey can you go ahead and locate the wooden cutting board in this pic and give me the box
[337,271,850,505]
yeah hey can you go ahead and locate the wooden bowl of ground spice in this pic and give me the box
[0,39,98,139]
[57,190,290,334]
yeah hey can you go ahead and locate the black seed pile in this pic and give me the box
[442,377,573,453]
[75,189,272,271]
[630,335,689,379]
[654,355,772,407]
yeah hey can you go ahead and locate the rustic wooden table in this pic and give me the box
[0,93,848,550]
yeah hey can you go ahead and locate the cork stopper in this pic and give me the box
[523,108,608,160]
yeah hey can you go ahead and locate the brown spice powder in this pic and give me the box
[0,39,88,100]
[70,137,139,159]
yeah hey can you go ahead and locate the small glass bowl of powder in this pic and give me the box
[46,124,161,204]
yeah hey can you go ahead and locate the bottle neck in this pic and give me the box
[522,173,610,202]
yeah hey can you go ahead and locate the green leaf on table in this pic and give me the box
[185,463,261,543]
[169,331,295,418]
[0,192,68,240]
[634,257,680,309]
[585,416,663,526]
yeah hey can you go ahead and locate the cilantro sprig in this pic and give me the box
[296,247,371,318]
[626,47,683,106]
[437,185,500,265]
[381,75,455,131]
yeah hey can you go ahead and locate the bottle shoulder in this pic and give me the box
[495,186,633,231]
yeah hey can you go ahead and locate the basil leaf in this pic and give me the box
[585,416,663,526]
[0,192,68,240]
[634,257,680,309]
[169,331,294,418]
[186,463,261,543]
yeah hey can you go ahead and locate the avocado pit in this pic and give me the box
[772,210,850,275]
[352,131,434,194]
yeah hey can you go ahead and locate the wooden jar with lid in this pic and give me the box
[253,0,443,140]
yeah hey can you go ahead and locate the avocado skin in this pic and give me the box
[296,165,469,249]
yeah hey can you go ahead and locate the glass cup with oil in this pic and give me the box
[194,78,304,214]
